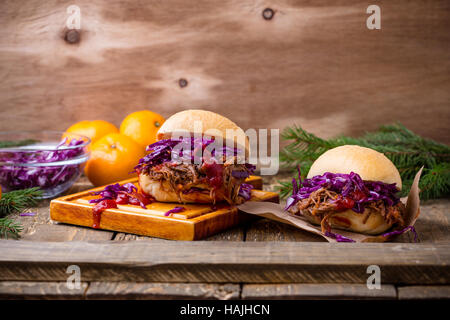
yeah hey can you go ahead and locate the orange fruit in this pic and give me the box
[120,110,165,149]
[65,120,119,147]
[85,133,145,187]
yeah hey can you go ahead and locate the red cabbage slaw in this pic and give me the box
[88,182,150,209]
[134,137,256,175]
[285,169,401,214]
[238,183,253,201]
[324,231,356,242]
[381,225,418,242]
[164,206,186,216]
[0,138,85,191]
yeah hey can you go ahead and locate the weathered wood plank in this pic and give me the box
[0,241,448,284]
[22,223,114,242]
[205,226,245,241]
[408,200,450,243]
[0,281,88,300]
[0,0,449,143]
[397,286,450,300]
[112,232,168,242]
[241,284,397,300]
[86,282,240,300]
[245,218,325,242]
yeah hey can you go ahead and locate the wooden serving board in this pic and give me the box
[50,176,279,240]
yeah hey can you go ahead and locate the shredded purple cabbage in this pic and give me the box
[134,137,255,173]
[324,231,356,242]
[238,183,253,200]
[0,138,85,191]
[285,168,400,214]
[165,206,186,216]
[19,212,37,217]
[89,183,137,202]
[381,225,418,242]
[231,170,251,179]
[88,182,151,209]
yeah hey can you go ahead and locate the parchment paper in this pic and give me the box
[238,168,423,243]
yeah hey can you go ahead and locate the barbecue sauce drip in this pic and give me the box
[92,200,117,229]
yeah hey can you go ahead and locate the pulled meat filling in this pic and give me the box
[288,187,406,232]
[142,156,252,204]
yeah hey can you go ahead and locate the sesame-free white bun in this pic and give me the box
[156,109,249,156]
[307,145,402,190]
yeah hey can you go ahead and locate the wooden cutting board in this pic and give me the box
[50,176,279,240]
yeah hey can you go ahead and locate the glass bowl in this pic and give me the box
[0,131,90,199]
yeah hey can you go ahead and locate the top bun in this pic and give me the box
[307,145,402,190]
[157,109,249,155]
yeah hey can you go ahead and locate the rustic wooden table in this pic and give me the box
[0,173,449,300]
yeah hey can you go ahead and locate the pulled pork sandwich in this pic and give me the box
[285,145,406,235]
[135,109,255,204]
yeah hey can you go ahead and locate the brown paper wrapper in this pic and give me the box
[238,168,423,243]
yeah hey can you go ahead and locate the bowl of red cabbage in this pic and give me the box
[0,131,90,198]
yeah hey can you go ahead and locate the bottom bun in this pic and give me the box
[139,173,224,203]
[300,208,393,235]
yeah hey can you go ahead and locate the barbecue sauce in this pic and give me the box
[115,193,129,204]
[334,190,368,212]
[335,197,355,211]
[130,192,153,207]
[92,200,117,229]
[202,161,223,190]
[351,190,367,201]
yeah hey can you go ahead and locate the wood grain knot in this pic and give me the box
[179,78,188,88]
[262,8,275,20]
[64,29,80,44]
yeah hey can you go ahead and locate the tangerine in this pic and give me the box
[65,120,119,147]
[120,110,165,149]
[85,133,145,187]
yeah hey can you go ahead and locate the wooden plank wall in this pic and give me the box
[0,0,449,143]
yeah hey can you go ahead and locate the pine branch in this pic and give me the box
[0,187,42,239]
[417,163,450,200]
[277,124,450,200]
[0,187,42,217]
[0,218,23,239]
